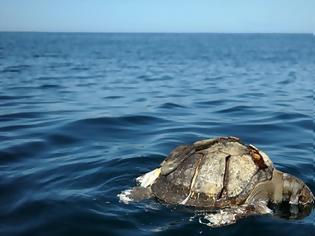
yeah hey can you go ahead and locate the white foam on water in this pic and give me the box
[202,210,236,227]
[117,189,134,204]
[197,208,246,227]
[136,168,161,188]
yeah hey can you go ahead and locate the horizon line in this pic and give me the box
[0,30,313,35]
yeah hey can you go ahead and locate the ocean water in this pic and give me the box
[0,33,314,236]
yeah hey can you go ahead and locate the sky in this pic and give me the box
[0,0,314,33]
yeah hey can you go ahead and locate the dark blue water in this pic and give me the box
[0,33,314,235]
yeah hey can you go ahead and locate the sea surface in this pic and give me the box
[0,33,314,236]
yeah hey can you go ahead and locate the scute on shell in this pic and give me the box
[152,137,274,207]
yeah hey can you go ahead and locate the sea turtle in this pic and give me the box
[118,136,314,227]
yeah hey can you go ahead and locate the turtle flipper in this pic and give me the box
[254,200,273,214]
[136,168,161,187]
[199,202,272,227]
[118,168,161,204]
[118,186,153,204]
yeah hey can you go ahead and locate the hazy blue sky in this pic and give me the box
[0,0,314,33]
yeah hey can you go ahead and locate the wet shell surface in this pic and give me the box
[151,137,274,208]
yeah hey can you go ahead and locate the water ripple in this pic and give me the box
[0,33,314,236]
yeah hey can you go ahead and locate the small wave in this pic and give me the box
[159,102,186,109]
[35,76,67,80]
[125,65,140,69]
[70,115,169,127]
[278,71,297,85]
[38,84,64,89]
[0,111,43,121]
[105,155,163,169]
[71,66,89,71]
[0,140,47,164]
[0,95,32,101]
[242,92,266,97]
[204,75,224,81]
[32,53,59,58]
[272,111,310,121]
[0,124,33,132]
[2,65,31,73]
[47,133,80,146]
[60,115,171,142]
[142,75,174,82]
[76,82,97,87]
[103,95,123,100]
[215,105,256,114]
[137,75,149,80]
[194,99,231,107]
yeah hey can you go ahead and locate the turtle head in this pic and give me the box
[282,173,315,206]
